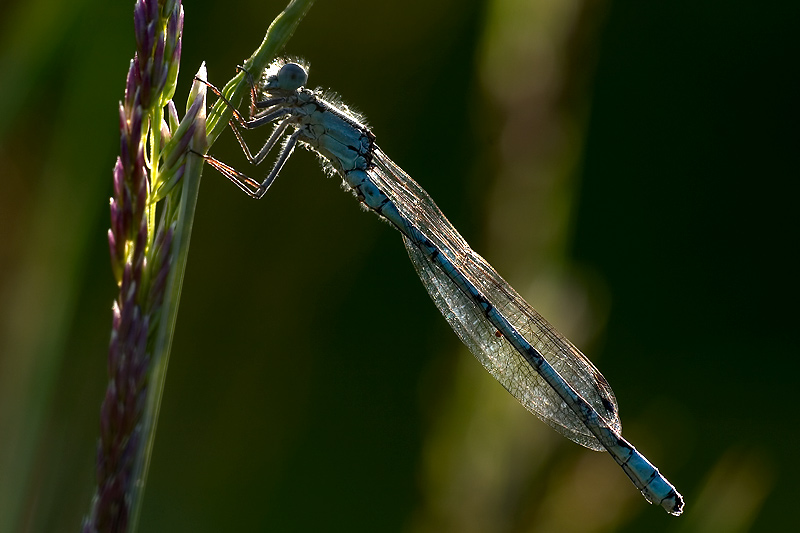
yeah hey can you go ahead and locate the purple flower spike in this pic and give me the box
[86,0,199,530]
[145,0,158,25]
[124,64,137,113]
[113,158,125,200]
[173,37,182,68]
[139,60,152,109]
[153,36,166,90]
[129,105,144,147]
[133,3,149,55]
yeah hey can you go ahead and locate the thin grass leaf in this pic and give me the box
[206,0,316,147]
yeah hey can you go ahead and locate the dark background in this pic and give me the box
[0,0,796,531]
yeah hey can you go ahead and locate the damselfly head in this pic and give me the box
[262,59,308,94]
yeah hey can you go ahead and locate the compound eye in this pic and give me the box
[277,63,308,91]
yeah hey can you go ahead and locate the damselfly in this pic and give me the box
[197,59,684,515]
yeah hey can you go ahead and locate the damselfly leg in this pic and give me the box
[193,67,304,198]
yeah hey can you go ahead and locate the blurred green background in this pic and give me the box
[0,0,797,531]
